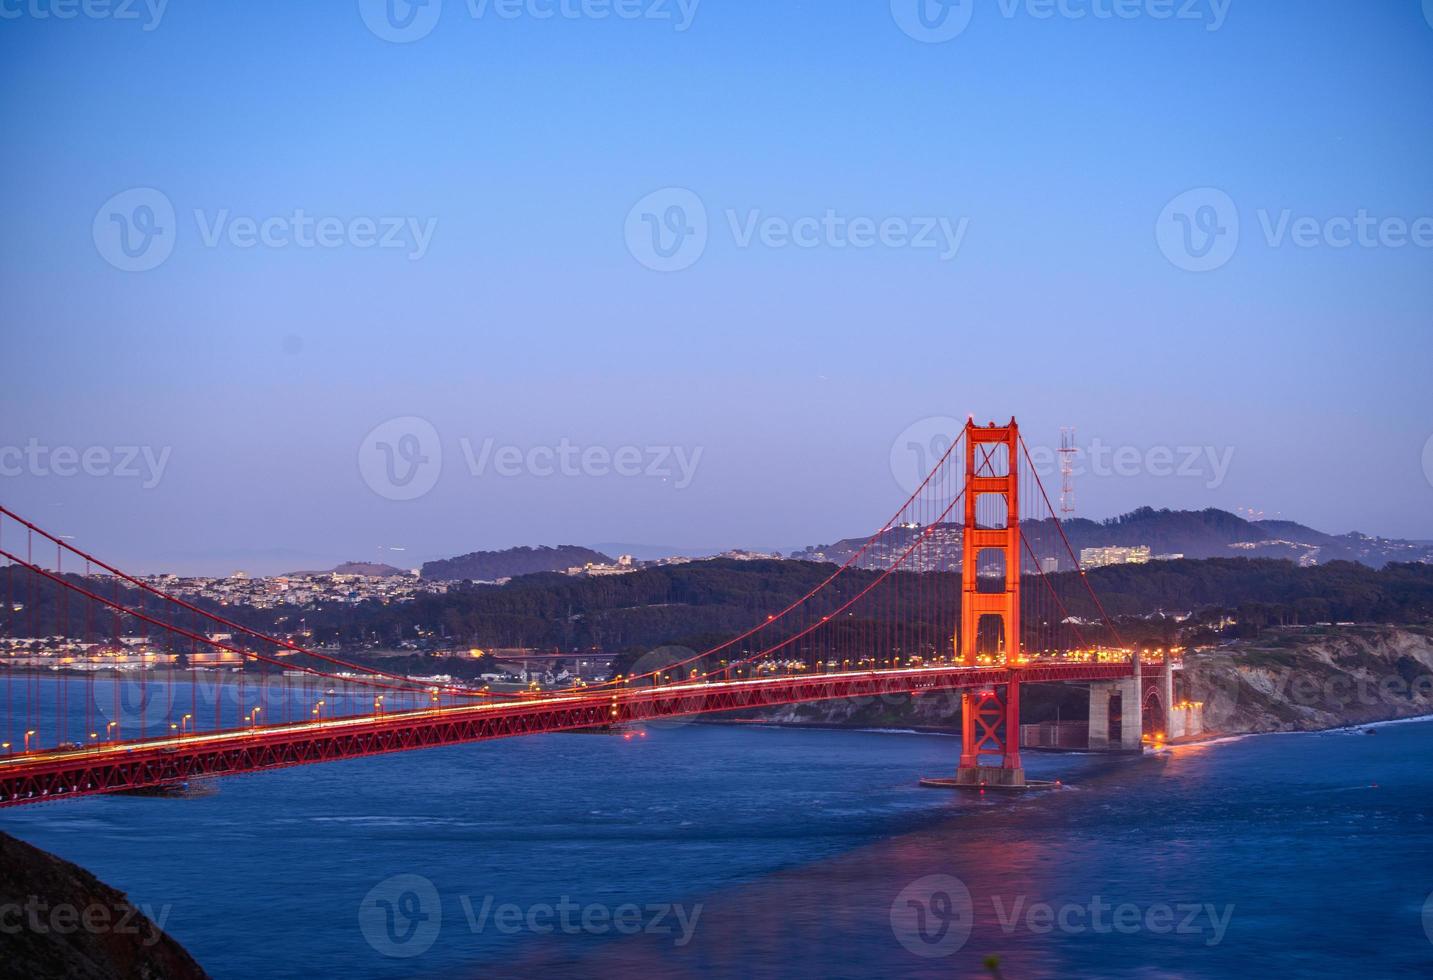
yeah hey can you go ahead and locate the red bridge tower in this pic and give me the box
[928,418,1028,789]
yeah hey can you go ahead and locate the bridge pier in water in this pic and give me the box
[1020,656,1204,753]
[1088,655,1145,753]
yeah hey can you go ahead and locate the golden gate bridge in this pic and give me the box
[0,418,1184,807]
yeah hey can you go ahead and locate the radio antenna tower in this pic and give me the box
[1058,427,1077,518]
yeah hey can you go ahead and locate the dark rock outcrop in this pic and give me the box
[0,832,208,980]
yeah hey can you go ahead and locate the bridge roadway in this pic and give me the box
[0,659,1144,808]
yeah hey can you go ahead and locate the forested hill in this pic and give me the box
[420,545,612,581]
[4,558,1431,656]
[286,557,1433,652]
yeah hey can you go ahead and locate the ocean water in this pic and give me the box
[3,718,1432,978]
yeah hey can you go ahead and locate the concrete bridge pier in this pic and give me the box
[1087,655,1144,753]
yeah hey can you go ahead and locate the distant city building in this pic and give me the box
[1039,557,1061,575]
[1080,545,1152,569]
[581,554,640,576]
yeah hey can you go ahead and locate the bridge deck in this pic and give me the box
[0,661,1146,808]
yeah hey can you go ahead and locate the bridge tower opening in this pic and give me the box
[954,418,1026,788]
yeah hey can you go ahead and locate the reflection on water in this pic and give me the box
[3,721,1432,978]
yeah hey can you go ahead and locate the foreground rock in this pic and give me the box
[0,832,209,980]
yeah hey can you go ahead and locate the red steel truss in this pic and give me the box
[0,661,1138,808]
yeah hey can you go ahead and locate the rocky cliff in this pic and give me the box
[1182,625,1433,733]
[0,832,208,980]
[742,626,1433,736]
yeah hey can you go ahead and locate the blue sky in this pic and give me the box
[1,0,1431,572]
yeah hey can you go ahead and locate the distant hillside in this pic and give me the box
[421,545,613,582]
[284,556,1433,657]
[284,562,409,578]
[792,507,1433,570]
